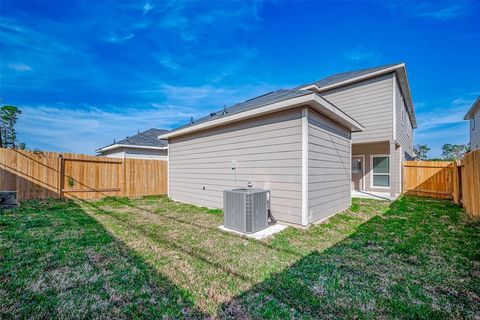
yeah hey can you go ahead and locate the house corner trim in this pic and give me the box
[301,107,309,226]
[392,73,397,141]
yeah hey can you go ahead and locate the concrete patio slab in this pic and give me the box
[218,223,288,240]
[352,190,399,201]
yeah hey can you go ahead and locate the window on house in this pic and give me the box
[372,155,390,188]
[401,107,405,126]
[472,118,476,130]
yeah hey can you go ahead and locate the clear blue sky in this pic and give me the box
[1,1,479,156]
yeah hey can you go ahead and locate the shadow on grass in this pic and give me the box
[219,196,480,319]
[3,195,479,319]
[80,199,256,284]
[82,194,306,259]
[0,198,207,319]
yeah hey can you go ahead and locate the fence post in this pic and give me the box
[123,158,127,197]
[452,160,459,205]
[58,154,64,198]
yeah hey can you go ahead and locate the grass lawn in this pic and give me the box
[1,195,479,319]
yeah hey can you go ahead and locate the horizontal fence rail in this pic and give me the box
[0,148,167,201]
[403,149,480,219]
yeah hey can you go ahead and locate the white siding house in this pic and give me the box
[96,128,169,160]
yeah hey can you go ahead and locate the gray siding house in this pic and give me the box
[160,63,416,226]
[303,64,416,197]
[161,92,363,226]
[96,128,169,160]
[464,97,480,150]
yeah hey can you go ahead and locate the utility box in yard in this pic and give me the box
[0,191,17,210]
[223,188,269,234]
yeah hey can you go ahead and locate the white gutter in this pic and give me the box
[159,93,363,139]
[96,144,168,153]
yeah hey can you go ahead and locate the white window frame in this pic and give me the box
[352,154,365,190]
[370,154,391,189]
[472,118,476,131]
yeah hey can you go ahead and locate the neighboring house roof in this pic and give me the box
[96,128,169,153]
[464,96,480,120]
[160,63,415,139]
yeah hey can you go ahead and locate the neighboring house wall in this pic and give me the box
[321,74,394,144]
[102,147,168,160]
[123,147,167,160]
[308,109,352,223]
[168,109,303,225]
[101,148,126,158]
[470,110,480,150]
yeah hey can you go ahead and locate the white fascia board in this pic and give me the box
[395,66,417,129]
[96,144,168,152]
[464,97,480,120]
[159,93,363,139]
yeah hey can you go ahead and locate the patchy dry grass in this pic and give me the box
[1,196,479,319]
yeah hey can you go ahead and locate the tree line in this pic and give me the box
[0,105,25,149]
[414,144,470,161]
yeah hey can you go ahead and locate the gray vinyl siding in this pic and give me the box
[308,109,352,223]
[168,109,303,225]
[395,77,414,156]
[470,110,480,150]
[321,73,394,144]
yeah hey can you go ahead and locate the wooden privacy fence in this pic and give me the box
[0,148,167,201]
[403,149,480,219]
[454,150,480,218]
[403,161,454,199]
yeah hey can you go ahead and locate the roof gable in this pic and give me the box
[464,97,480,120]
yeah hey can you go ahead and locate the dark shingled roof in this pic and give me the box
[99,128,169,151]
[174,89,312,131]
[167,64,403,134]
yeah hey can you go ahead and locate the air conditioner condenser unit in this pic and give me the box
[223,188,270,234]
